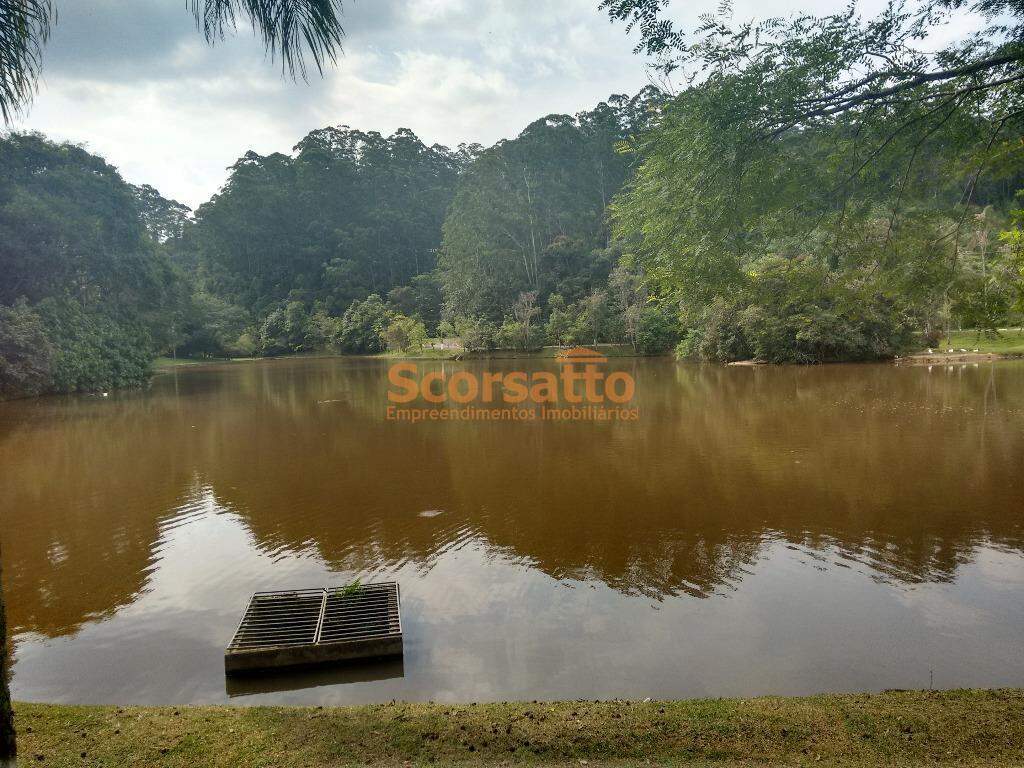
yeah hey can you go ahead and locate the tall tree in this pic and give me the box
[187,127,462,316]
[612,66,1024,360]
[0,0,345,121]
[603,0,1024,361]
[439,92,657,318]
[1,549,14,765]
[131,184,192,244]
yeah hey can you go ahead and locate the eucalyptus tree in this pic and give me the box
[0,0,345,121]
[439,93,657,318]
[131,185,192,243]
[189,126,460,320]
[510,290,541,349]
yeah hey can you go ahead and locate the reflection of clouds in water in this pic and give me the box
[10,502,346,705]
[890,584,988,630]
[888,547,1024,633]
[9,510,1024,706]
[6,364,1024,619]
[974,546,1024,587]
[125,494,330,640]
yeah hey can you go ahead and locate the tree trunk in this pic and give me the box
[0,550,15,765]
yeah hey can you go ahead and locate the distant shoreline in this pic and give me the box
[152,344,659,371]
[153,330,1024,372]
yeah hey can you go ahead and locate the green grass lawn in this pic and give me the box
[13,688,1024,767]
[927,328,1024,355]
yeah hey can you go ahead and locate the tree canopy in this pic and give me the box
[600,0,1024,361]
[603,0,1024,160]
[179,126,465,330]
[439,91,659,318]
[0,132,180,393]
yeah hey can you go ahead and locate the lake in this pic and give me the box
[2,355,1023,706]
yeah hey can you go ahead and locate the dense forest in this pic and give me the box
[0,89,680,398]
[605,0,1024,363]
[0,133,182,398]
[3,38,1024,396]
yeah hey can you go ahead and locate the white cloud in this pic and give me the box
[406,0,470,25]
[11,0,989,207]
[14,0,652,206]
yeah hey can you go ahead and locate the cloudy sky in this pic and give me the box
[12,0,977,208]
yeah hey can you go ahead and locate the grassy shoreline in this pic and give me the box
[13,688,1024,766]
[896,329,1024,365]
[153,344,654,371]
[903,328,1024,359]
[936,328,1024,355]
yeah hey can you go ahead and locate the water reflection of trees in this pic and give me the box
[2,358,1023,638]
[656,362,1024,584]
[0,394,204,638]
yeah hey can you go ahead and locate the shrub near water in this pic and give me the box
[635,304,680,355]
[337,294,393,354]
[0,299,54,399]
[679,296,913,364]
[0,298,158,397]
[0,134,179,397]
[677,259,914,363]
[37,299,156,392]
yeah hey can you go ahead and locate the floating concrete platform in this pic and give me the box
[225,583,403,674]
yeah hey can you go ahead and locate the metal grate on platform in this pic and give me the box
[225,582,402,673]
[228,589,325,650]
[321,582,402,643]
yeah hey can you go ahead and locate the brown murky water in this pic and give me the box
[2,356,1023,705]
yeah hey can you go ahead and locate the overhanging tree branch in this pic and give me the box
[792,48,1024,117]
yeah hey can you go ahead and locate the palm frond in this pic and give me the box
[191,0,345,80]
[0,0,344,125]
[0,0,55,122]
